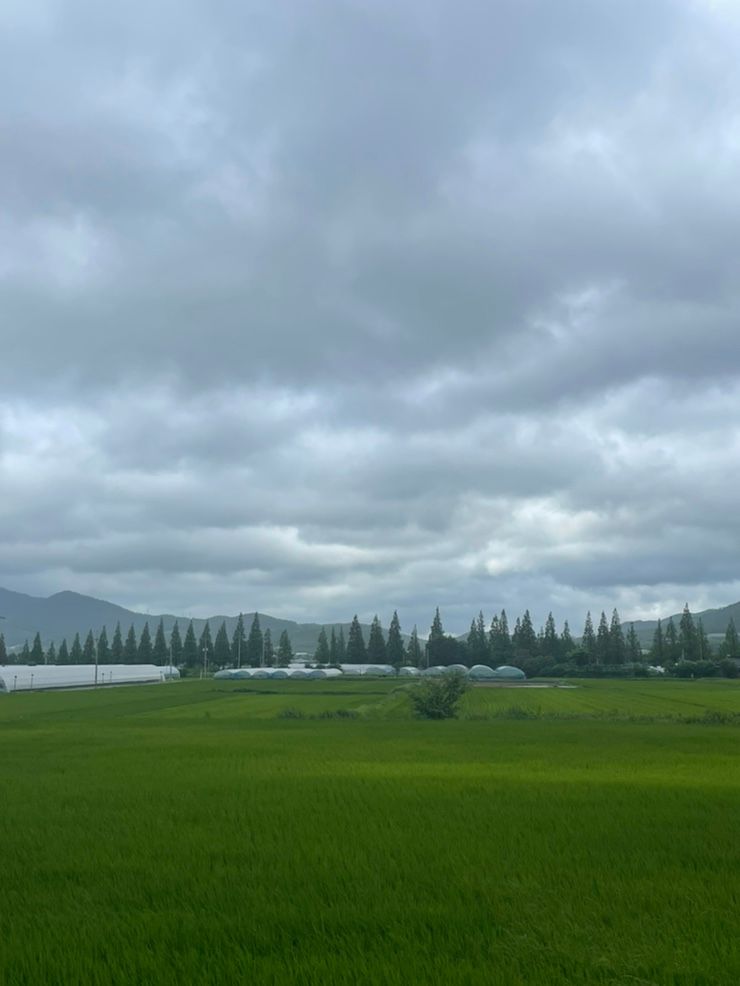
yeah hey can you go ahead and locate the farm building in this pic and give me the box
[0,664,179,693]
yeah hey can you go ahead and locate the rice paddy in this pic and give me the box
[1,678,739,984]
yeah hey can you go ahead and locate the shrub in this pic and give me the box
[719,659,739,679]
[410,671,469,720]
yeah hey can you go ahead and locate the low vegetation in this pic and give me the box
[1,677,739,984]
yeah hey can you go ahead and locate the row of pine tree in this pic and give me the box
[1,604,738,669]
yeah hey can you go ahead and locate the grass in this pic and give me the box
[1,678,739,984]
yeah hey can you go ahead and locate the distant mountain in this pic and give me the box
[0,586,396,655]
[626,600,740,647]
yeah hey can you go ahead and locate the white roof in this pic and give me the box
[0,664,178,693]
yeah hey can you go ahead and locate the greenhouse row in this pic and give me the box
[214,664,525,680]
[0,664,180,693]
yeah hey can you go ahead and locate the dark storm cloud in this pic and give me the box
[1,0,740,631]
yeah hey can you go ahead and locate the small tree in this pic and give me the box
[410,671,469,720]
[406,625,422,667]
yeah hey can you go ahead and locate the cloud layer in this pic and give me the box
[2,0,740,633]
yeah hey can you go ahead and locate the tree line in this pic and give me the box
[315,605,739,677]
[2,603,738,676]
[0,613,295,670]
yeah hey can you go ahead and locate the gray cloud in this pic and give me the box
[1,0,740,634]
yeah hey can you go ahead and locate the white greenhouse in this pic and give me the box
[398,666,420,676]
[0,664,179,694]
[443,664,469,675]
[493,665,526,680]
[468,664,497,680]
[421,665,446,677]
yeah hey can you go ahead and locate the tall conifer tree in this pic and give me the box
[123,625,138,663]
[231,613,246,667]
[57,639,69,664]
[246,614,264,667]
[70,632,83,663]
[30,632,44,663]
[582,612,596,660]
[153,619,168,664]
[595,612,610,664]
[111,622,123,661]
[182,621,198,667]
[650,619,665,665]
[138,622,153,662]
[97,626,110,663]
[46,641,57,664]
[386,611,405,668]
[82,630,96,664]
[314,627,330,664]
[0,633,6,664]
[277,630,293,666]
[346,615,367,662]
[214,621,231,666]
[608,609,625,664]
[367,616,387,664]
[169,621,183,665]
[263,627,275,667]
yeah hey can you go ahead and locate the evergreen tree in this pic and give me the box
[21,640,30,662]
[515,610,538,658]
[0,633,6,664]
[182,621,198,667]
[46,641,57,664]
[329,627,339,665]
[231,613,246,667]
[664,618,679,664]
[57,639,69,664]
[542,613,558,660]
[82,630,96,664]
[138,622,153,662]
[246,614,264,667]
[608,609,626,665]
[626,623,642,663]
[560,621,574,659]
[198,622,213,671]
[153,619,168,665]
[314,627,330,664]
[346,615,367,663]
[719,618,739,660]
[499,610,512,660]
[696,619,711,661]
[263,627,275,667]
[70,632,83,663]
[337,627,347,663]
[367,616,387,664]
[650,619,665,665]
[582,612,596,661]
[386,611,405,669]
[429,608,444,642]
[595,612,610,664]
[214,621,231,667]
[679,604,698,662]
[111,622,123,662]
[468,611,489,664]
[169,620,183,665]
[30,632,44,663]
[406,626,422,667]
[97,626,110,663]
[277,630,293,666]
[123,625,138,663]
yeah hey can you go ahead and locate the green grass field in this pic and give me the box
[1,678,739,984]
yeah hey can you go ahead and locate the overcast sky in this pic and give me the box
[1,0,739,634]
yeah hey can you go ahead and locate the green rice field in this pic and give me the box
[1,678,739,984]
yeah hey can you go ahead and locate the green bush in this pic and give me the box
[410,671,469,719]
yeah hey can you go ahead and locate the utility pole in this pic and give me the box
[94,636,99,689]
